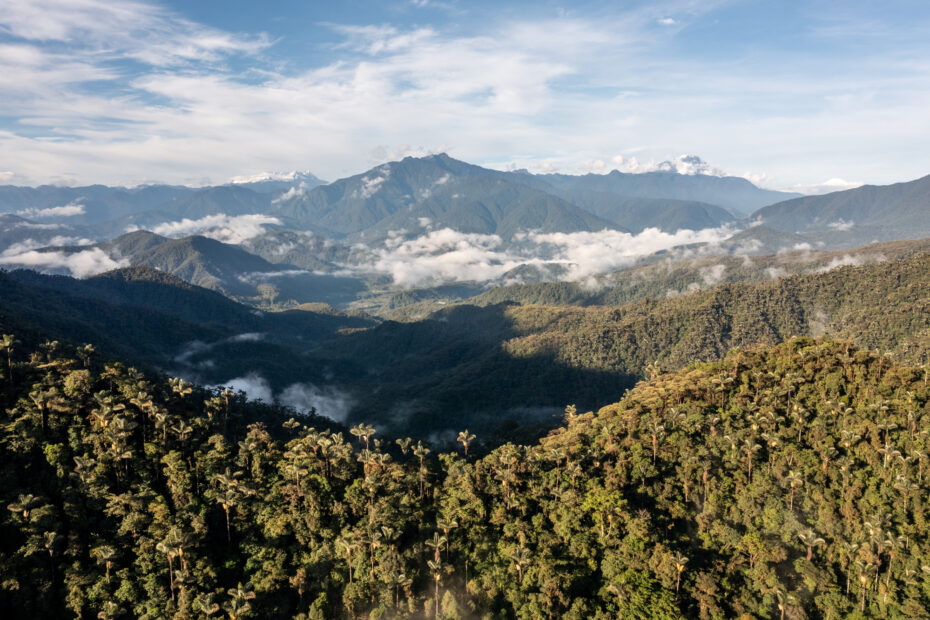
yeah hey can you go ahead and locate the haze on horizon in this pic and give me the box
[1,0,928,193]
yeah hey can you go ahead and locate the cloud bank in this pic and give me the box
[0,247,127,278]
[359,225,737,288]
[16,201,86,218]
[135,213,281,244]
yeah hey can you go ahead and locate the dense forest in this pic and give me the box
[4,333,930,618]
[3,247,930,444]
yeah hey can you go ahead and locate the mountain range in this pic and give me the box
[2,154,930,315]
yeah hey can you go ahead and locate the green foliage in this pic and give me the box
[4,334,930,617]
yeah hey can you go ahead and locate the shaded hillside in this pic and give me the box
[0,267,374,386]
[5,249,930,442]
[315,249,930,436]
[3,336,930,617]
[100,232,366,305]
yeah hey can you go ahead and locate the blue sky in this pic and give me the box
[1,0,929,191]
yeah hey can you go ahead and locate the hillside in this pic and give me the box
[0,267,374,387]
[752,174,930,243]
[3,336,930,617]
[98,232,367,305]
[463,237,930,312]
[271,154,620,238]
[533,168,799,214]
[4,248,930,441]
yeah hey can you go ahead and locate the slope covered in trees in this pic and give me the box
[4,248,930,442]
[3,336,930,618]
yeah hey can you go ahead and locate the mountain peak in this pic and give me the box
[228,170,323,185]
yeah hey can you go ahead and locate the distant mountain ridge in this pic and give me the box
[751,173,930,243]
[269,153,792,238]
[1,154,804,249]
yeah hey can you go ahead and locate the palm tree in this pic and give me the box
[350,423,376,449]
[169,377,193,398]
[213,469,244,544]
[840,541,860,594]
[92,545,117,584]
[784,470,803,510]
[395,437,413,456]
[798,528,825,561]
[773,588,799,620]
[194,593,221,616]
[741,439,762,482]
[77,343,96,368]
[855,560,877,612]
[7,493,40,519]
[456,430,476,456]
[673,553,688,597]
[224,582,256,620]
[427,558,443,619]
[649,421,665,464]
[510,546,531,584]
[337,536,359,584]
[0,333,16,383]
[155,538,178,601]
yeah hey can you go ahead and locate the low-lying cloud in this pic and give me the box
[1,235,93,255]
[135,213,281,244]
[526,226,736,282]
[0,247,127,278]
[209,373,353,423]
[16,201,86,218]
[814,253,886,273]
[271,182,309,205]
[279,383,354,423]
[357,225,737,288]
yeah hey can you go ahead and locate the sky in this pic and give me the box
[1,0,929,191]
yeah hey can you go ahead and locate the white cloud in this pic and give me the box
[0,247,127,277]
[787,178,864,195]
[658,18,677,26]
[139,213,280,244]
[207,373,353,422]
[271,182,308,205]
[1,235,93,255]
[356,224,737,288]
[16,201,85,218]
[368,228,529,288]
[700,263,726,286]
[355,169,390,199]
[607,153,728,176]
[526,226,736,281]
[211,373,273,403]
[0,0,269,66]
[279,383,354,423]
[765,266,787,279]
[0,1,927,192]
[229,170,313,184]
[827,218,855,231]
[814,253,885,273]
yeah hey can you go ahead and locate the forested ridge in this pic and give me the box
[4,334,930,618]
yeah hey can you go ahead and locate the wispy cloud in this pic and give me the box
[0,1,927,189]
[16,201,85,218]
